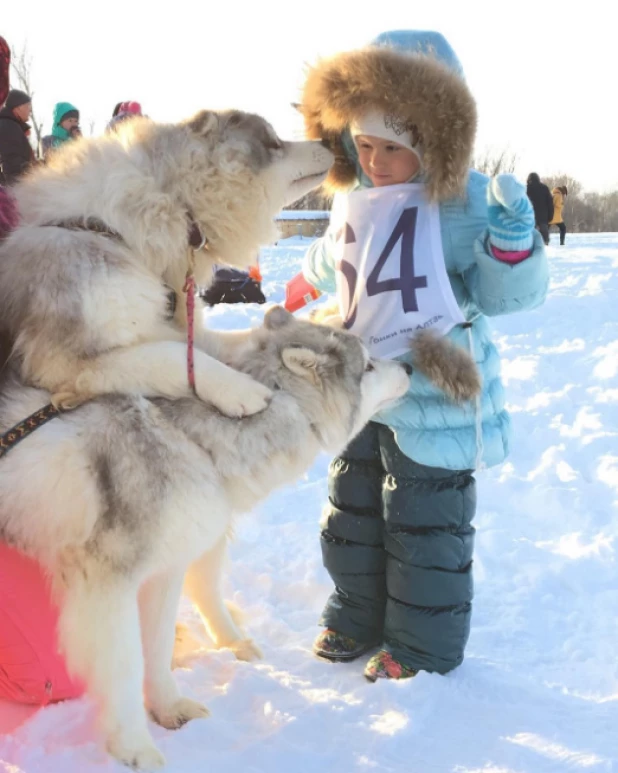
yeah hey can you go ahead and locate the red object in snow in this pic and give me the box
[0,542,84,705]
[284,272,322,312]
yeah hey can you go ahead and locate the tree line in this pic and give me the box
[287,151,618,233]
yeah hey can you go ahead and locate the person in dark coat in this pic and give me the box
[0,36,9,107]
[0,90,35,185]
[0,37,18,368]
[526,173,554,246]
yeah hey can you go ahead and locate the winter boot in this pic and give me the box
[364,650,418,682]
[313,629,379,662]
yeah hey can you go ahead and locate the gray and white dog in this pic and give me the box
[0,110,333,415]
[0,107,479,770]
[0,306,411,770]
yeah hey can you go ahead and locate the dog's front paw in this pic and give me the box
[199,373,272,418]
[230,638,263,662]
[51,371,96,410]
[50,389,90,411]
[149,696,210,730]
[107,736,166,771]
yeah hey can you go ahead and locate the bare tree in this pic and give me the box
[10,43,43,156]
[544,173,583,198]
[473,147,518,176]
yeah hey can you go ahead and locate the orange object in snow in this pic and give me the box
[248,261,262,282]
[284,272,322,312]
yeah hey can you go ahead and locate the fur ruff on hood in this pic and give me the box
[300,46,477,201]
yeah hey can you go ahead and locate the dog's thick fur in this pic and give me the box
[0,110,333,415]
[0,307,410,769]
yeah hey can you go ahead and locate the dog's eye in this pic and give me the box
[365,362,375,373]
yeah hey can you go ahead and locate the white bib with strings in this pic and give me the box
[332,183,465,358]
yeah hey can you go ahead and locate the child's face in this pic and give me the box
[61,116,79,131]
[355,135,421,187]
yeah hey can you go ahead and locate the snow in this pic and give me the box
[1,232,617,772]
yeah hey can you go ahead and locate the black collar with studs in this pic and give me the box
[0,403,63,459]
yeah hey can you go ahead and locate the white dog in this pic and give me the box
[0,110,333,415]
[0,307,411,769]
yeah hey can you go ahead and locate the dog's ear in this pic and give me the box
[220,110,247,132]
[264,306,294,330]
[185,110,220,137]
[218,110,269,140]
[281,345,322,387]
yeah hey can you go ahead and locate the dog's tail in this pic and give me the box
[411,329,481,403]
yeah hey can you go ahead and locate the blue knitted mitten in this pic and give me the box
[487,174,535,252]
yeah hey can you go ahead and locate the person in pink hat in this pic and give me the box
[106,100,144,133]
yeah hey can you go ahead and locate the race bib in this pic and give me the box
[332,184,465,359]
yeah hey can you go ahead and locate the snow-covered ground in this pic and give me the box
[1,232,617,772]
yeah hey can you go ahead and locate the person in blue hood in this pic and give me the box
[294,31,549,681]
[40,102,81,160]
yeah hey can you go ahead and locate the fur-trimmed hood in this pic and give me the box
[299,31,477,201]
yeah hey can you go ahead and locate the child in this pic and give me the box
[295,30,549,681]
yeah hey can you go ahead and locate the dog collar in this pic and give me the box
[44,214,209,254]
[43,217,122,240]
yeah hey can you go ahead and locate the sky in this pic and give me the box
[2,0,616,193]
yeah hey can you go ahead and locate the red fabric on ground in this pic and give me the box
[0,542,83,705]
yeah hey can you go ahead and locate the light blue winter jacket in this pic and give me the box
[301,28,550,471]
[304,171,549,471]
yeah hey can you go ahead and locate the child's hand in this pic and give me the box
[487,174,535,253]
